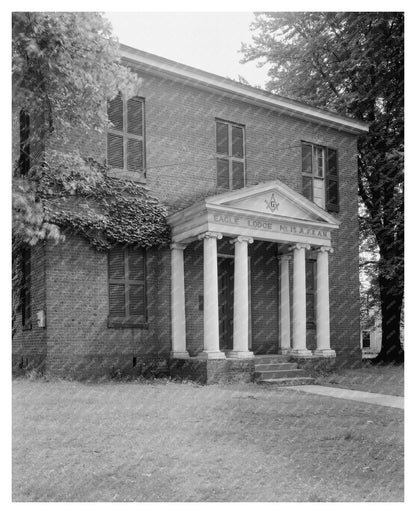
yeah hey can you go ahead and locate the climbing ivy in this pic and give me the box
[36,156,171,251]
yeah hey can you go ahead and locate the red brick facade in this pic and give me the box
[12,48,362,378]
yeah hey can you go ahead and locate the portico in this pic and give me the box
[168,180,339,361]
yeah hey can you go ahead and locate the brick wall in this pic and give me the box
[14,63,361,373]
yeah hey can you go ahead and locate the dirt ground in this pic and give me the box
[12,376,404,502]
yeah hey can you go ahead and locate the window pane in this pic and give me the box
[107,133,124,169]
[128,248,145,281]
[362,332,371,348]
[216,122,229,155]
[109,247,125,280]
[108,94,123,131]
[232,126,244,158]
[315,147,324,177]
[302,144,312,174]
[127,98,143,136]
[302,175,313,200]
[109,284,126,317]
[127,138,143,171]
[217,158,229,188]
[232,161,245,190]
[128,284,145,316]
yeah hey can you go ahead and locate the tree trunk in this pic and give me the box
[372,275,404,363]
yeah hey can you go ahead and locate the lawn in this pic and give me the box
[13,378,404,502]
[316,363,404,397]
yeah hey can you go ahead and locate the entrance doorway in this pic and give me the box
[218,256,234,350]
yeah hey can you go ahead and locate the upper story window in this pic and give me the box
[108,245,147,328]
[107,94,145,174]
[216,120,245,190]
[301,142,339,212]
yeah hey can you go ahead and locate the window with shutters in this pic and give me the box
[108,246,147,328]
[19,110,30,175]
[306,259,316,328]
[301,142,339,212]
[107,94,145,175]
[21,247,31,329]
[216,119,245,190]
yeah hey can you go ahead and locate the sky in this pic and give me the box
[105,12,270,89]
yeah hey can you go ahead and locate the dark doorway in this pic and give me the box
[218,256,234,350]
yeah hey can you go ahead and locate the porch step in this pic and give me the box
[254,369,308,380]
[258,377,316,386]
[254,355,291,364]
[255,362,298,372]
[254,355,314,386]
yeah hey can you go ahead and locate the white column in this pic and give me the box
[278,254,291,354]
[314,246,336,357]
[229,236,254,359]
[290,243,312,357]
[170,243,189,359]
[197,232,225,359]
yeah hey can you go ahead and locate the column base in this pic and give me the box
[170,351,190,359]
[197,351,226,360]
[278,348,291,355]
[313,349,336,358]
[289,348,313,358]
[228,350,254,359]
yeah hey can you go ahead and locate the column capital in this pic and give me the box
[197,231,223,241]
[231,236,254,245]
[289,243,311,252]
[315,246,334,254]
[277,253,292,262]
[170,242,187,251]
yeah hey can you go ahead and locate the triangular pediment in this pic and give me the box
[206,180,338,226]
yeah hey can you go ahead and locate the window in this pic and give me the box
[301,142,339,212]
[107,93,145,174]
[362,331,371,348]
[216,120,245,190]
[306,259,316,328]
[19,110,30,175]
[21,247,31,328]
[108,246,146,327]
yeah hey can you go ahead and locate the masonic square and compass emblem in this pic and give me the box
[265,193,279,213]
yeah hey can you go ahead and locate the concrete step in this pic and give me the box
[254,369,309,380]
[254,355,290,364]
[257,377,316,386]
[254,362,299,372]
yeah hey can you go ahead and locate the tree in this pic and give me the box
[242,12,404,362]
[12,12,141,246]
[12,13,170,331]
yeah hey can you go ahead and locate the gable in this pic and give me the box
[222,189,322,223]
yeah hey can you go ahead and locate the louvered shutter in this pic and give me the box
[127,139,143,171]
[326,148,339,212]
[108,94,123,130]
[108,247,126,317]
[127,98,143,136]
[127,248,145,317]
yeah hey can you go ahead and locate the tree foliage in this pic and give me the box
[12,12,170,250]
[242,12,404,361]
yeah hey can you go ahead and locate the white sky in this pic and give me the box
[105,12,270,88]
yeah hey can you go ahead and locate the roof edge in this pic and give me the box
[120,44,369,135]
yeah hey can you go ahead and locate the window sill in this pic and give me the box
[107,318,148,329]
[107,169,147,184]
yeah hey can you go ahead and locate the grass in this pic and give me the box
[316,363,404,397]
[13,377,403,502]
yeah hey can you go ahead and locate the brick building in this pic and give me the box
[13,45,369,381]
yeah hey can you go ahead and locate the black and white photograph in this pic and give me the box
[9,3,407,505]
